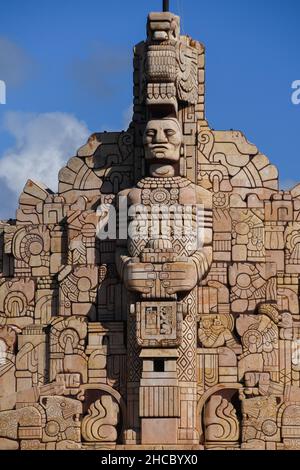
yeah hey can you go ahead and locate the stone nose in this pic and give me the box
[153,129,168,143]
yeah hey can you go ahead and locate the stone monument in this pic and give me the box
[0,3,300,451]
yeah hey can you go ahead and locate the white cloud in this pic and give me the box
[0,111,90,194]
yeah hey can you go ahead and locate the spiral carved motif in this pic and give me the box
[81,395,119,443]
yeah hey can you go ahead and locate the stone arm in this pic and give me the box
[115,240,133,281]
[191,245,213,284]
[191,187,213,284]
[115,188,137,282]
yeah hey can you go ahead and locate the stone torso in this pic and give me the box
[127,176,203,259]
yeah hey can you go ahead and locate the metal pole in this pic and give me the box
[163,0,169,11]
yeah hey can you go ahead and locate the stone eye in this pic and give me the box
[165,129,176,136]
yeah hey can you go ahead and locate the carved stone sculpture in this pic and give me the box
[0,4,300,451]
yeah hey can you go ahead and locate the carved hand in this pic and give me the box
[123,261,155,295]
[160,260,198,295]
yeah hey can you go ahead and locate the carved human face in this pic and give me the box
[143,119,182,162]
[200,317,213,330]
[147,13,180,43]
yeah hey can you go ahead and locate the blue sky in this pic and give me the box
[0,0,299,219]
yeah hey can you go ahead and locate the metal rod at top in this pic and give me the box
[163,0,169,11]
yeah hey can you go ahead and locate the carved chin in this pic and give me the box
[149,164,175,177]
[150,153,179,162]
[145,148,180,161]
[152,151,167,159]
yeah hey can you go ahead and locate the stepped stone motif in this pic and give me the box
[0,5,300,450]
